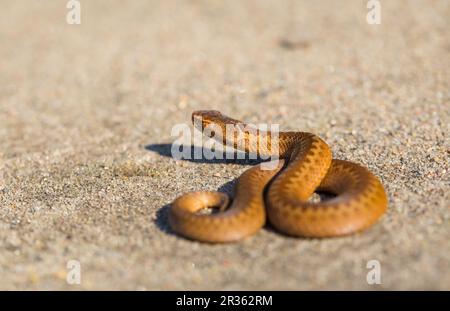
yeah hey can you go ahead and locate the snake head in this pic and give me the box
[191,110,245,144]
[191,110,224,131]
[192,110,222,125]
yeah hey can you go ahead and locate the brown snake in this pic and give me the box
[169,110,387,242]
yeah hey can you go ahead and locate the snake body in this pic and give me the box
[169,111,387,242]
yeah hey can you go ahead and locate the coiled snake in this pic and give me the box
[169,110,387,242]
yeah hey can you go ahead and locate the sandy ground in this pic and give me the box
[0,0,449,290]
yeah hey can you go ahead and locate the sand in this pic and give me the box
[0,0,449,290]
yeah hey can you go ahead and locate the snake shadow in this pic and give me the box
[155,204,174,235]
[145,143,266,165]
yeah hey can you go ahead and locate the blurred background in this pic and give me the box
[0,0,448,290]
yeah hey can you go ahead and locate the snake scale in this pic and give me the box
[169,110,387,242]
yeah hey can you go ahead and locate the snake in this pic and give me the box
[169,110,387,243]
